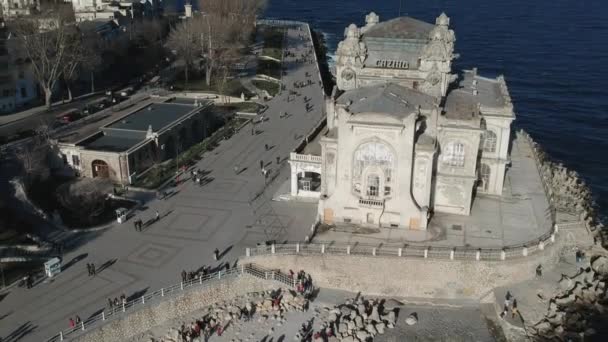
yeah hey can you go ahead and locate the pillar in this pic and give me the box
[475,250,480,261]
[321,244,325,254]
[398,248,402,257]
[290,164,298,196]
[450,249,454,260]
[500,250,506,260]
[523,247,528,256]
[539,241,545,250]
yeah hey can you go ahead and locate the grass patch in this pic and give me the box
[259,25,285,60]
[252,80,280,97]
[132,117,249,189]
[256,59,282,79]
[173,77,254,98]
[217,102,264,113]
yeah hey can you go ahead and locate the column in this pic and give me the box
[290,163,298,196]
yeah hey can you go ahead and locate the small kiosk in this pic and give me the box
[116,208,128,224]
[44,257,62,278]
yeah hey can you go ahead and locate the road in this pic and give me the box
[0,23,325,342]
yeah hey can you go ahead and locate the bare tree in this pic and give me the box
[166,19,200,88]
[196,0,264,86]
[9,9,78,109]
[61,27,102,101]
[56,178,112,225]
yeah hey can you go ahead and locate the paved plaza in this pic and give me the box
[313,133,553,248]
[0,24,325,342]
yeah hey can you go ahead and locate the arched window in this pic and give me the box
[352,141,395,194]
[443,141,465,167]
[482,130,497,153]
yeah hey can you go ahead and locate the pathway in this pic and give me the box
[0,22,325,342]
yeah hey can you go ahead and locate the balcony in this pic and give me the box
[359,198,384,207]
[290,152,322,163]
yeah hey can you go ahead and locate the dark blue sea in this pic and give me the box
[263,0,608,219]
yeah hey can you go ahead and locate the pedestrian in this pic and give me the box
[251,127,254,136]
[69,317,75,328]
[576,249,582,263]
[260,160,264,169]
[511,298,519,319]
[276,156,280,164]
[504,297,510,310]
[536,264,543,277]
[108,298,114,310]
[506,291,512,301]
[214,248,219,260]
[234,165,239,174]
[181,270,187,282]
[133,219,138,231]
[500,304,508,318]
[86,263,91,276]
[265,143,269,151]
[155,210,160,222]
[75,315,81,325]
[91,263,96,276]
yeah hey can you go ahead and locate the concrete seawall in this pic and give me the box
[247,248,562,301]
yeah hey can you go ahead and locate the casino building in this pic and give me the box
[288,12,515,230]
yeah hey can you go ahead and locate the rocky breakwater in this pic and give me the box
[149,288,310,342]
[531,255,608,340]
[520,130,604,245]
[308,295,400,342]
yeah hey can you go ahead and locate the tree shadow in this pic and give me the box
[61,253,88,272]
[3,321,37,342]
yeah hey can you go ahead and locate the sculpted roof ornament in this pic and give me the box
[436,12,450,26]
[345,23,360,39]
[365,12,380,26]
[337,23,367,67]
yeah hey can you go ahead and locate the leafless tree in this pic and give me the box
[56,178,112,225]
[61,27,102,101]
[166,19,200,88]
[9,8,79,109]
[195,0,265,86]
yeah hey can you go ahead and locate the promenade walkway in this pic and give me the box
[0,22,325,342]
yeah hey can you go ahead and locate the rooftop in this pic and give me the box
[337,83,437,119]
[362,16,435,40]
[443,89,480,120]
[106,103,200,132]
[82,131,146,152]
[459,70,507,109]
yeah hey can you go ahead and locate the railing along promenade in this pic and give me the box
[45,264,295,342]
[245,225,561,261]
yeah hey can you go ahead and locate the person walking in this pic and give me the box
[214,248,220,261]
[69,317,75,328]
[155,210,160,222]
[108,298,114,310]
[260,160,264,169]
[90,263,96,276]
[536,264,543,278]
[265,143,269,151]
[133,219,138,232]
[511,298,519,319]
[86,263,91,276]
[181,270,187,282]
[276,156,281,164]
[75,315,81,325]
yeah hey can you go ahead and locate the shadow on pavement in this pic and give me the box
[126,287,149,302]
[96,258,117,274]
[61,253,88,272]
[2,321,37,342]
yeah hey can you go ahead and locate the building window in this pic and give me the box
[20,87,27,98]
[367,174,379,197]
[482,130,497,152]
[384,186,391,196]
[443,141,465,167]
[72,155,80,166]
[478,163,491,192]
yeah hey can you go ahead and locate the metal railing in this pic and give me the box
[246,230,562,261]
[45,264,295,342]
[290,152,322,163]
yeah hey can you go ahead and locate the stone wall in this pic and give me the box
[73,275,278,342]
[247,247,564,300]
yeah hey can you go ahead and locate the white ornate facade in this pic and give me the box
[289,12,515,229]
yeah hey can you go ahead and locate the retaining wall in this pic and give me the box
[73,275,277,342]
[247,245,564,301]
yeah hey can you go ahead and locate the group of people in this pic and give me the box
[86,263,96,276]
[180,267,211,283]
[107,294,127,311]
[291,269,314,298]
[176,316,226,342]
[500,291,520,320]
[133,211,159,232]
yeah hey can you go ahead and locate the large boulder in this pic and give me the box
[591,256,608,276]
[376,322,386,335]
[369,306,380,323]
[405,313,418,326]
